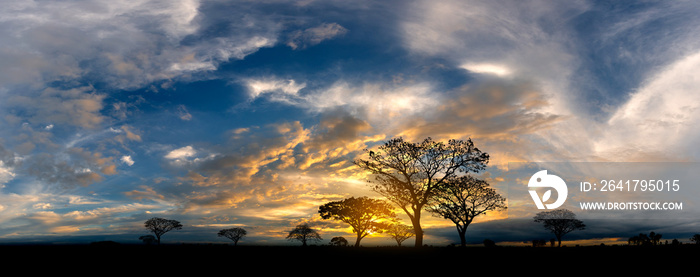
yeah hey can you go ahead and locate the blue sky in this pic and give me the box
[1,0,700,246]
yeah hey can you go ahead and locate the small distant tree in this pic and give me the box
[386,223,415,247]
[690,234,700,245]
[483,239,496,247]
[139,235,157,245]
[629,232,663,246]
[144,217,183,245]
[319,196,396,247]
[533,209,585,247]
[330,236,349,247]
[671,239,680,246]
[427,175,506,247]
[649,231,662,246]
[218,227,247,246]
[628,235,639,245]
[532,239,547,247]
[633,233,650,245]
[286,223,322,246]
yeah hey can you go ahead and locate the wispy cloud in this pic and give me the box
[286,22,348,50]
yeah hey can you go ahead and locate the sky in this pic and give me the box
[1,0,700,246]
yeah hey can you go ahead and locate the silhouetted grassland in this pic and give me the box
[3,243,694,272]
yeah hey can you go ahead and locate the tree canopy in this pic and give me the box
[385,223,415,247]
[533,209,585,247]
[319,196,396,247]
[354,137,489,247]
[144,217,183,245]
[218,227,247,246]
[286,223,322,246]
[427,175,506,246]
[329,236,349,247]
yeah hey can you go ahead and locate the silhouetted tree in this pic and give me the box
[139,235,157,245]
[532,239,546,247]
[330,236,349,247]
[218,227,247,246]
[636,233,650,245]
[286,223,322,246]
[427,175,506,247]
[386,223,415,247]
[671,238,680,246]
[628,232,663,246]
[319,196,396,247]
[533,209,585,247]
[483,239,496,247]
[649,231,662,246]
[144,217,183,245]
[628,235,639,245]
[690,234,700,245]
[355,137,489,247]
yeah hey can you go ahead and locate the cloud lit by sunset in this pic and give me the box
[1,0,700,247]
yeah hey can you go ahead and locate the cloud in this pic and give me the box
[0,161,15,186]
[176,105,193,121]
[23,153,104,188]
[245,77,437,126]
[593,50,700,161]
[398,0,700,165]
[120,155,135,166]
[461,63,512,77]
[165,111,382,215]
[245,78,306,99]
[124,185,165,201]
[4,87,106,129]
[286,22,348,50]
[165,146,197,161]
[396,79,561,140]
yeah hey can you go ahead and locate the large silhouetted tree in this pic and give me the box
[533,209,585,247]
[427,175,506,247]
[355,137,489,247]
[286,223,322,246]
[218,227,247,246]
[144,217,183,245]
[386,223,415,247]
[319,196,396,247]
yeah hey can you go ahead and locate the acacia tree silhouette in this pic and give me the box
[144,217,182,245]
[385,223,414,246]
[286,223,322,246]
[354,137,489,247]
[533,209,585,247]
[427,175,506,247]
[319,196,396,247]
[218,227,247,246]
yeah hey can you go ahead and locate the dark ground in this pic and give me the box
[2,243,695,273]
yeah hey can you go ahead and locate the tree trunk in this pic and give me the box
[411,209,423,247]
[458,227,467,247]
[355,233,363,247]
